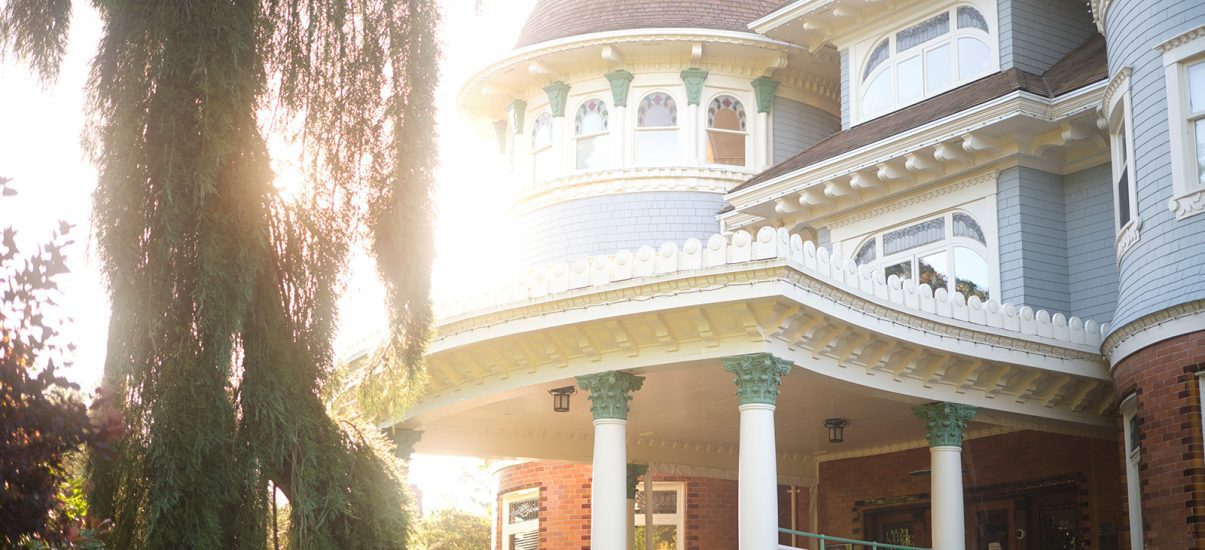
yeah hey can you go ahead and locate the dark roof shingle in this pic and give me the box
[516,0,786,48]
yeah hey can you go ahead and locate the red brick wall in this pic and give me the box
[1111,329,1205,549]
[817,430,1122,547]
[495,463,742,549]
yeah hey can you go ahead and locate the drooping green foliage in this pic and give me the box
[1,0,439,547]
[412,509,491,550]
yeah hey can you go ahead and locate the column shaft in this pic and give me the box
[592,418,628,550]
[738,403,779,550]
[930,446,965,549]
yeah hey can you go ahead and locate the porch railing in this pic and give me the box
[776,527,931,550]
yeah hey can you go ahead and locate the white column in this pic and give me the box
[756,111,770,169]
[930,446,966,550]
[725,353,793,550]
[913,402,975,550]
[592,418,628,550]
[577,371,645,550]
[612,106,627,169]
[738,403,779,549]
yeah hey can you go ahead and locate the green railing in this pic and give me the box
[777,527,931,550]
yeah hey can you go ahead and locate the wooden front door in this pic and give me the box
[865,506,931,548]
[970,500,1016,550]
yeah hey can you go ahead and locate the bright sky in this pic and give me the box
[0,0,537,517]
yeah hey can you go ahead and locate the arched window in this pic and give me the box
[636,92,678,166]
[855,211,992,301]
[575,98,610,170]
[860,5,994,119]
[706,95,747,166]
[531,111,553,184]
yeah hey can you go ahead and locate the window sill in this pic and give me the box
[1116,217,1142,261]
[1168,188,1205,220]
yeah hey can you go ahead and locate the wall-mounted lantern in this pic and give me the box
[824,418,848,443]
[549,386,576,413]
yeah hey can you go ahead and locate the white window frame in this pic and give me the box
[853,2,998,124]
[574,97,611,172]
[634,481,686,550]
[530,110,554,186]
[704,92,751,169]
[501,488,539,550]
[633,90,682,167]
[1120,394,1144,550]
[854,210,997,302]
[1104,67,1140,260]
[1161,25,1205,220]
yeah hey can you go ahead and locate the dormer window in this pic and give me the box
[859,5,995,121]
[531,111,553,184]
[575,98,610,170]
[706,95,747,166]
[636,92,678,166]
[854,211,993,301]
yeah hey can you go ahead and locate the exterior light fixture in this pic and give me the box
[549,386,576,412]
[824,418,848,443]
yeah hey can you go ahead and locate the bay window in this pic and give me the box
[1161,28,1205,219]
[854,211,993,301]
[859,5,995,121]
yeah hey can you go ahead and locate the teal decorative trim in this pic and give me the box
[606,70,635,107]
[544,81,571,118]
[577,371,645,420]
[912,402,977,447]
[750,76,780,114]
[626,463,648,499]
[680,68,709,106]
[506,99,527,134]
[723,353,793,405]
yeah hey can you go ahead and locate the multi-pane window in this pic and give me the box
[531,111,553,184]
[706,95,747,166]
[636,92,678,166]
[1162,30,1205,219]
[1105,68,1138,243]
[502,490,539,550]
[634,482,685,550]
[854,211,992,301]
[860,5,994,120]
[575,98,610,170]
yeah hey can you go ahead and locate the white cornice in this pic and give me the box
[1155,24,1205,53]
[823,171,997,229]
[1090,0,1111,35]
[1104,300,1205,367]
[510,166,749,217]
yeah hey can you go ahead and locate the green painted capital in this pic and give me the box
[506,99,527,134]
[577,371,645,420]
[680,68,709,106]
[750,76,780,114]
[543,81,571,118]
[723,353,793,405]
[912,402,977,447]
[606,70,635,107]
[626,463,648,499]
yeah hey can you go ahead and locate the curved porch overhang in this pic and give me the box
[399,227,1113,442]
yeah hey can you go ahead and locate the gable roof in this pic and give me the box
[515,0,786,48]
[731,34,1107,193]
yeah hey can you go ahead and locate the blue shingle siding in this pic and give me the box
[517,191,724,267]
[998,0,1096,74]
[840,48,851,130]
[772,97,840,164]
[997,167,1071,313]
[1064,164,1119,322]
[1106,0,1205,332]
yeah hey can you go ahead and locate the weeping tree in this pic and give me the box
[2,0,439,547]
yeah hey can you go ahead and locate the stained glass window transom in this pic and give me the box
[855,240,877,265]
[531,111,551,149]
[860,211,992,301]
[896,12,949,52]
[864,39,891,81]
[957,6,988,31]
[508,497,539,524]
[952,212,985,244]
[883,218,945,256]
[638,92,677,127]
[707,95,746,131]
[575,98,609,135]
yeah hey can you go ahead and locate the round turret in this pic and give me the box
[461,1,840,268]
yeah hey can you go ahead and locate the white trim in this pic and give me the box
[1106,307,1205,367]
[1119,394,1144,550]
[1161,27,1205,220]
[500,487,540,550]
[1104,68,1140,257]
